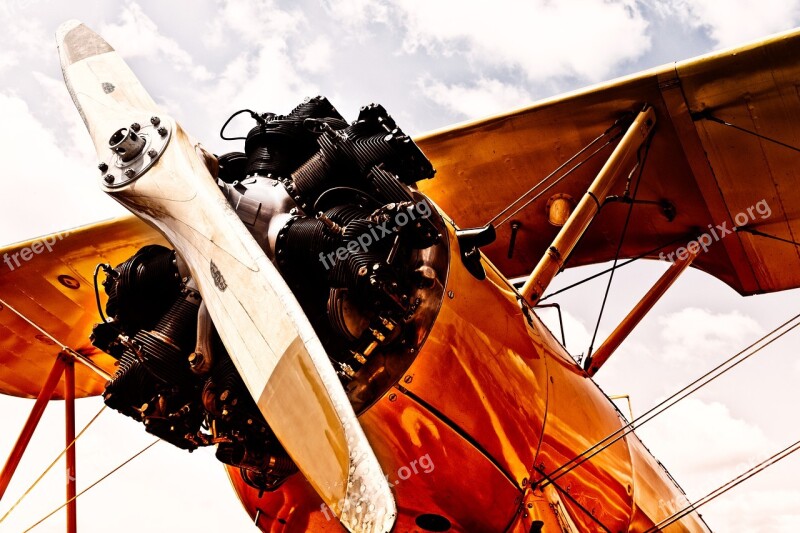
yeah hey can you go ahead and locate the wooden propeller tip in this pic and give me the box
[56,19,114,67]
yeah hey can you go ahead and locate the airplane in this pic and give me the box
[1,17,799,533]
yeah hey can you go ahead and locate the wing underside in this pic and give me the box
[416,29,800,296]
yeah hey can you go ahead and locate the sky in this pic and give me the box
[1,0,800,531]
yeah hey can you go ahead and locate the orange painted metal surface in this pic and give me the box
[230,221,708,531]
[416,29,800,297]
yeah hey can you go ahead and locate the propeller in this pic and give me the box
[56,20,395,532]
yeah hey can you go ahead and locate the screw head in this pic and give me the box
[98,162,108,172]
[147,149,158,158]
[157,126,168,137]
[130,122,141,132]
[103,174,115,184]
[388,393,397,402]
[150,116,161,126]
[124,169,135,178]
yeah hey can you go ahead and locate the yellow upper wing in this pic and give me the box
[0,216,165,398]
[3,30,800,398]
[416,29,800,296]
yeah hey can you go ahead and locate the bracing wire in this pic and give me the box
[699,111,800,154]
[22,440,160,532]
[486,130,610,226]
[486,116,631,229]
[645,437,800,532]
[535,235,686,303]
[493,138,617,228]
[537,311,800,488]
[0,406,107,525]
[585,135,652,363]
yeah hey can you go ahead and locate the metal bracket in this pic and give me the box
[99,116,172,188]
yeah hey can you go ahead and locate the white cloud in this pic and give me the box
[0,91,124,246]
[296,36,334,74]
[417,77,532,119]
[196,1,320,129]
[323,0,389,30]
[656,307,763,362]
[700,489,800,533]
[638,398,771,494]
[659,0,800,48]
[332,0,651,82]
[205,0,305,48]
[99,3,212,81]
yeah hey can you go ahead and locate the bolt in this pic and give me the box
[147,149,158,158]
[98,162,108,172]
[150,116,161,126]
[220,390,230,402]
[124,168,135,178]
[103,174,115,184]
[158,126,168,137]
[130,122,141,132]
[413,265,436,288]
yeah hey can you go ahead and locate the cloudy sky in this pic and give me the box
[1,1,800,531]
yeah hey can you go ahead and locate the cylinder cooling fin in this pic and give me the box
[218,96,448,413]
[89,95,446,494]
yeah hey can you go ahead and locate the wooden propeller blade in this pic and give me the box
[57,20,395,532]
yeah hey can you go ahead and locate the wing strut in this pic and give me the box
[585,247,697,375]
[0,353,78,533]
[520,107,657,304]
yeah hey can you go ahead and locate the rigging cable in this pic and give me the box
[22,439,160,532]
[537,311,800,488]
[528,234,686,302]
[532,464,612,533]
[695,111,800,154]
[644,437,800,532]
[493,138,617,229]
[735,226,800,247]
[0,405,107,525]
[486,119,627,229]
[585,134,652,363]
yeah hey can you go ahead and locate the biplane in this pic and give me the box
[1,18,799,532]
